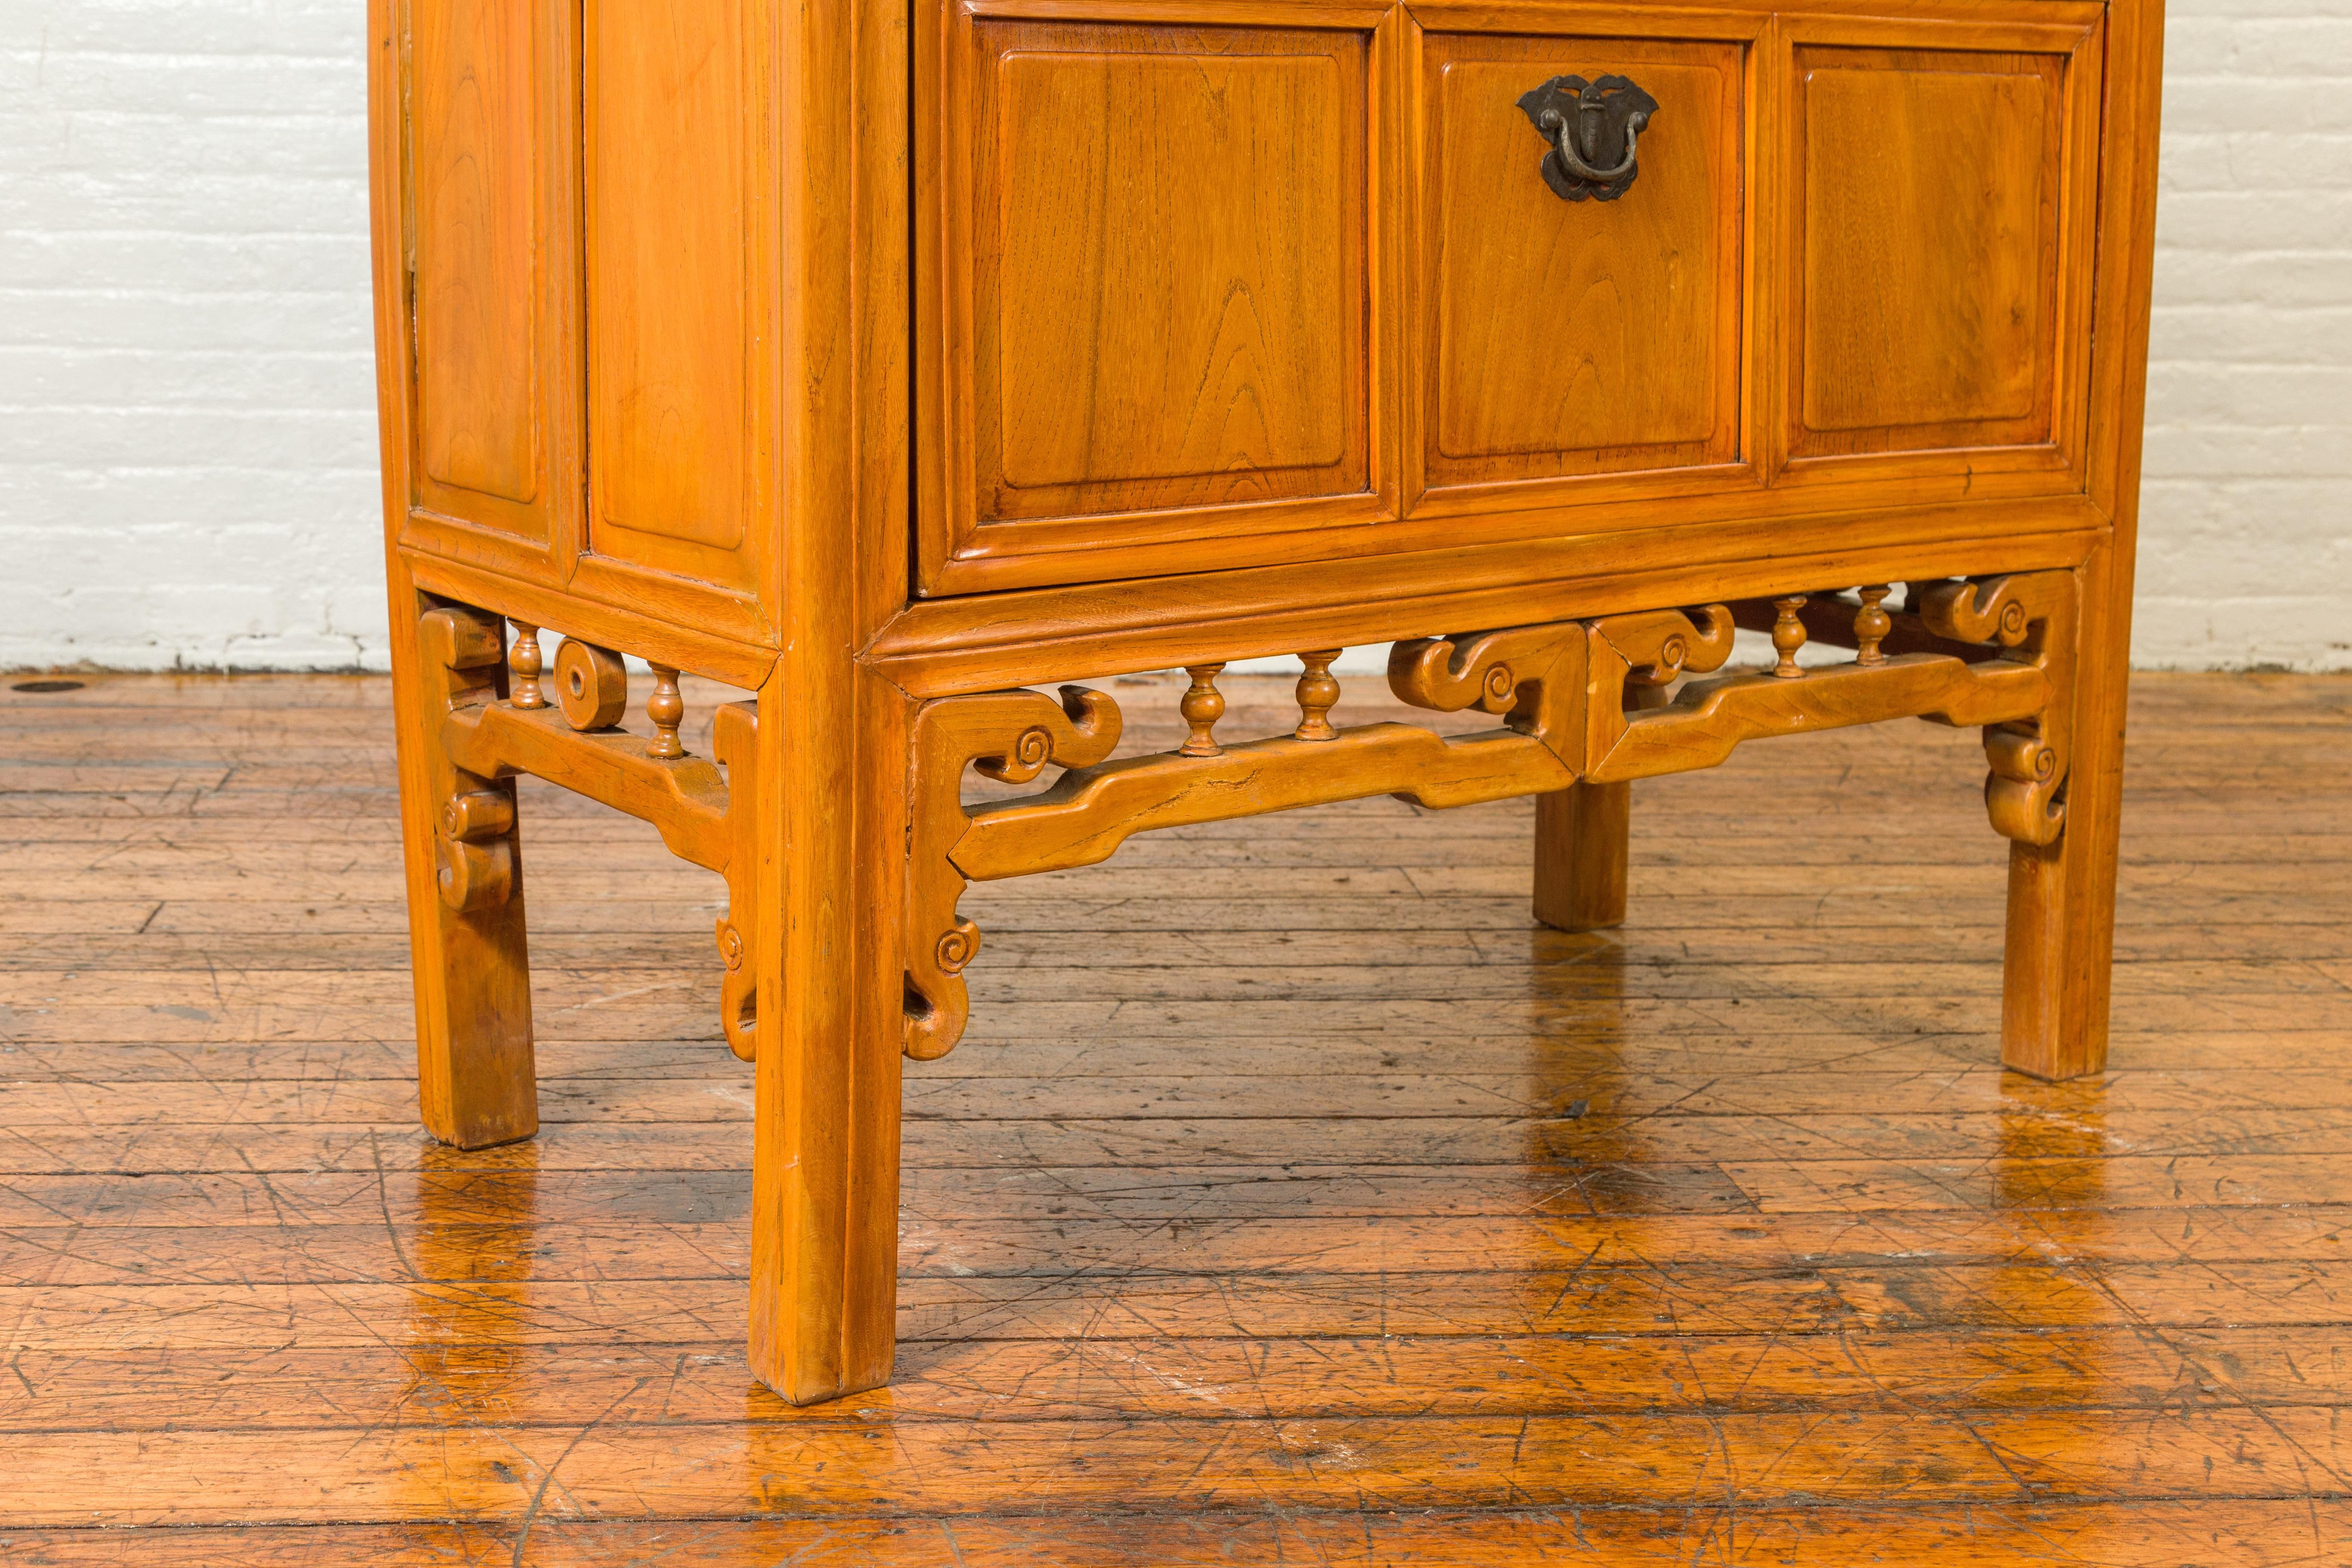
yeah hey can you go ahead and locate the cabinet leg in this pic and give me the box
[1534,782,1632,933]
[2000,555,2128,1081]
[391,584,536,1149]
[745,668,909,1404]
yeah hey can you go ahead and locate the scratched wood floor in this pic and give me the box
[3,670,2351,1565]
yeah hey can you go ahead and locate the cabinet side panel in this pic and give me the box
[402,0,582,561]
[585,0,755,579]
[411,0,540,505]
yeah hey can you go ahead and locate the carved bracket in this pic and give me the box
[897,577,2079,1060]
[904,686,1123,1062]
[1916,574,2077,847]
[429,609,766,1063]
[903,622,1605,1061]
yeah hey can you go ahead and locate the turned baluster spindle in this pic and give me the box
[1294,649,1342,741]
[646,664,686,760]
[1770,596,1809,679]
[508,621,546,709]
[1853,585,1892,667]
[1178,664,1227,758]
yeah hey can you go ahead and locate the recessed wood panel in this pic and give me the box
[965,22,1372,528]
[410,0,539,506]
[1788,47,2067,460]
[404,0,581,560]
[1421,35,1746,495]
[585,0,751,568]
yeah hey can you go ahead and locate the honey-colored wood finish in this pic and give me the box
[6,673,2349,1560]
[370,0,2165,1403]
[1417,32,1747,497]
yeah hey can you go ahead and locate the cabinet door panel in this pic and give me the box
[403,0,579,559]
[1419,34,1746,500]
[919,15,1387,596]
[993,50,1351,499]
[1781,33,2100,476]
[582,0,766,595]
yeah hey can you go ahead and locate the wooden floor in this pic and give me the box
[3,670,2351,1564]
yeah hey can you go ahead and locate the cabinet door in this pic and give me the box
[918,9,1394,595]
[579,0,774,611]
[400,0,582,575]
[1775,14,2103,492]
[1411,26,1752,515]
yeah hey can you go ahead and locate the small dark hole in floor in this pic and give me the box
[12,680,85,693]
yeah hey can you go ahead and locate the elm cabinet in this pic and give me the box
[369,0,2162,1402]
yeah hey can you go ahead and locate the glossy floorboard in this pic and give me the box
[2,670,2349,1565]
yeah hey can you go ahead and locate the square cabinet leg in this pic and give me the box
[1997,560,2128,1082]
[1534,782,1632,933]
[391,590,537,1149]
[744,670,910,1405]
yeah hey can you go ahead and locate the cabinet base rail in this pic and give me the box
[413,570,2079,1081]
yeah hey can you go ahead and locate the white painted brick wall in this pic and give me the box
[0,0,2343,673]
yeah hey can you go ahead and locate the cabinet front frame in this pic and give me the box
[391,0,584,590]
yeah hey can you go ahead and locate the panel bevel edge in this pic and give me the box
[398,0,585,582]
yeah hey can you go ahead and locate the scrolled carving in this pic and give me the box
[436,833,512,913]
[1597,605,1736,687]
[440,789,514,843]
[714,917,756,1063]
[904,685,1123,1062]
[1985,725,2067,845]
[1916,576,2052,652]
[1390,620,1600,744]
[1912,573,2078,846]
[1388,632,1531,716]
[934,921,979,976]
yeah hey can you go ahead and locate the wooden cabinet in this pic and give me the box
[370,0,2164,1406]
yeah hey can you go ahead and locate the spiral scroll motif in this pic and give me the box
[935,923,979,976]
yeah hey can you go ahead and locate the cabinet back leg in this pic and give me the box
[395,593,537,1149]
[1534,782,1632,933]
[1995,557,2125,1082]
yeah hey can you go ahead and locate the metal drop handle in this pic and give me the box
[1517,74,1658,203]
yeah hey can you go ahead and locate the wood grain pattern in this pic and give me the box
[395,0,581,572]
[408,0,540,506]
[1792,48,2062,452]
[583,0,754,572]
[920,16,1383,592]
[2,670,2343,1559]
